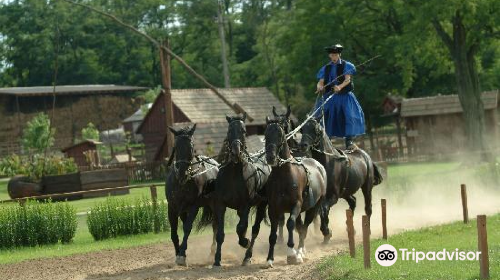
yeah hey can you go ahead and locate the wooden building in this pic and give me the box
[0,85,148,156]
[61,140,101,168]
[400,90,498,156]
[134,87,294,162]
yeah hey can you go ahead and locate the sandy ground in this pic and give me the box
[2,170,500,280]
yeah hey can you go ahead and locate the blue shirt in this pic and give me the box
[316,59,356,85]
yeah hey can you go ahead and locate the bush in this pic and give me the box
[0,154,77,182]
[22,113,55,154]
[0,200,77,249]
[0,154,25,177]
[87,197,169,241]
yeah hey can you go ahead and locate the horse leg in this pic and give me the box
[277,214,285,244]
[236,207,250,249]
[286,203,302,265]
[213,202,226,268]
[298,207,317,260]
[346,195,357,213]
[242,202,266,266]
[265,209,279,268]
[362,182,373,218]
[319,204,332,244]
[176,205,199,266]
[210,220,217,257]
[168,206,180,257]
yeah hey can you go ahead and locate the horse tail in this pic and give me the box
[358,149,377,187]
[372,162,383,186]
[196,205,215,232]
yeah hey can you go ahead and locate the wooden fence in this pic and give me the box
[79,161,167,184]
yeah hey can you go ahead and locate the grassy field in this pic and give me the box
[319,214,500,280]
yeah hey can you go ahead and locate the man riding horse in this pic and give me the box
[315,44,365,150]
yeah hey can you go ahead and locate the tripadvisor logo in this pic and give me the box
[375,244,482,267]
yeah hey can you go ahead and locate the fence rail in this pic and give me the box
[79,161,166,184]
[0,183,156,204]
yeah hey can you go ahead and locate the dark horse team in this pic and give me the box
[164,43,383,268]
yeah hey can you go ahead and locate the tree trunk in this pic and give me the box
[217,0,231,88]
[451,13,486,155]
[433,11,487,157]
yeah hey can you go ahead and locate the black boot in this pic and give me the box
[345,137,355,150]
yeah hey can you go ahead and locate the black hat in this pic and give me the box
[325,44,343,54]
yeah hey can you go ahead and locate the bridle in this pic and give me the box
[266,122,293,166]
[225,119,249,161]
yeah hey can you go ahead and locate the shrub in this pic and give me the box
[87,197,169,241]
[81,122,99,141]
[0,154,25,177]
[0,200,77,249]
[22,113,55,154]
[0,154,77,182]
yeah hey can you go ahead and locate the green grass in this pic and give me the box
[319,214,500,280]
[0,179,9,200]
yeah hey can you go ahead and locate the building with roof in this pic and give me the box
[397,90,498,156]
[0,85,148,156]
[132,87,293,162]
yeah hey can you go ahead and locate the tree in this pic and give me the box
[22,113,55,154]
[81,122,99,141]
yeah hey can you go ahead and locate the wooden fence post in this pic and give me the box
[362,215,371,269]
[346,209,355,258]
[477,215,489,279]
[150,185,160,233]
[381,199,387,240]
[461,184,469,224]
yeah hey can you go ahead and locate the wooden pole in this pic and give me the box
[346,209,355,258]
[477,215,489,279]
[381,199,387,240]
[160,39,174,156]
[362,215,371,269]
[461,184,469,224]
[150,185,160,233]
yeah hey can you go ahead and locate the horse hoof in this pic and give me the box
[211,264,222,270]
[297,255,304,264]
[242,258,251,266]
[175,256,187,266]
[298,247,306,259]
[263,260,273,269]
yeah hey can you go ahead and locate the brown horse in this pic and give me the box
[264,118,327,267]
[299,117,383,242]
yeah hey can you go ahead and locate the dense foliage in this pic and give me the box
[21,113,55,155]
[0,154,77,182]
[87,197,169,240]
[0,0,498,126]
[0,200,77,249]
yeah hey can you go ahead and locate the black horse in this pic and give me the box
[264,118,327,267]
[299,117,383,242]
[210,114,272,267]
[165,124,219,266]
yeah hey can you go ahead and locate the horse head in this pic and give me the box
[265,116,287,167]
[225,113,247,164]
[272,105,294,134]
[299,116,323,153]
[168,124,196,184]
